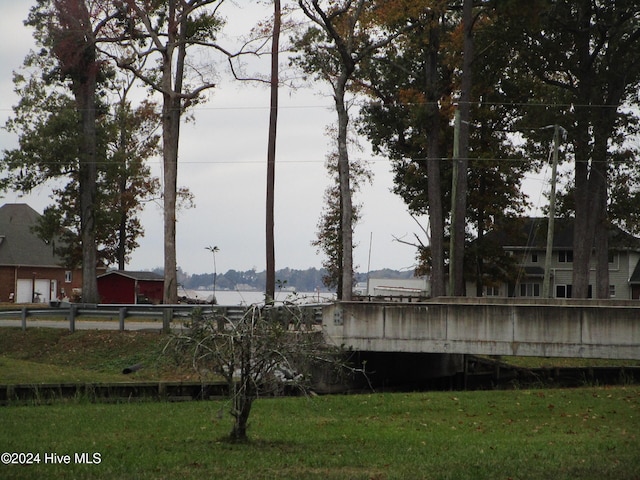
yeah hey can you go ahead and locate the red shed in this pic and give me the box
[97,270,164,304]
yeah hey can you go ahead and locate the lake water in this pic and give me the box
[180,289,336,306]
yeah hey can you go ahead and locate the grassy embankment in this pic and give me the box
[1,327,638,385]
[0,328,189,384]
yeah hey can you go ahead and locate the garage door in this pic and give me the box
[16,279,52,303]
[16,279,32,303]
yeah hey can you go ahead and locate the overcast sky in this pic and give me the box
[0,1,549,276]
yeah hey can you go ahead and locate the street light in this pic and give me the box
[205,245,219,304]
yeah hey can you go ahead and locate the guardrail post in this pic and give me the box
[119,307,127,332]
[216,307,226,331]
[68,305,77,333]
[162,308,173,334]
[21,307,27,331]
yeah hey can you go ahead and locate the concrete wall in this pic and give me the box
[323,299,640,360]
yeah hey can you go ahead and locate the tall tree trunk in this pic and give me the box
[475,202,485,297]
[117,179,127,271]
[425,21,445,297]
[452,0,473,296]
[571,0,595,299]
[427,130,445,297]
[78,73,99,303]
[572,115,594,298]
[162,94,180,304]
[574,125,607,299]
[265,0,281,303]
[573,111,612,301]
[592,76,625,297]
[162,0,186,304]
[593,115,612,299]
[335,193,344,300]
[594,186,609,298]
[52,0,99,303]
[117,98,128,271]
[335,77,354,301]
[63,0,99,304]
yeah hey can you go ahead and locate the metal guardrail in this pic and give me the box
[0,303,327,333]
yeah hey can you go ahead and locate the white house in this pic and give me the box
[465,217,640,299]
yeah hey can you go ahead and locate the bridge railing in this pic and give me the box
[323,300,640,360]
[0,303,326,333]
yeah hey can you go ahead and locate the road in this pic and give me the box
[0,318,187,332]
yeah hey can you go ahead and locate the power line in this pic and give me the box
[0,98,629,113]
[0,156,569,167]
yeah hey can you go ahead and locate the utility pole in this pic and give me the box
[206,245,219,303]
[449,107,461,296]
[366,231,373,297]
[542,125,560,298]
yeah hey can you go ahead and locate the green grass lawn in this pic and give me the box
[1,387,639,479]
[0,328,639,478]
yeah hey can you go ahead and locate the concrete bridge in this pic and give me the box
[322,298,640,360]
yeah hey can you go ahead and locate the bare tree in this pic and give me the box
[168,303,350,442]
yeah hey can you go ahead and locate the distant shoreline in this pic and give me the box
[181,289,336,306]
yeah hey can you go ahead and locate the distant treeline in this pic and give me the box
[153,267,416,293]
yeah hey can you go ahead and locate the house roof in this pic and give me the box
[98,270,164,282]
[0,203,62,267]
[629,260,640,284]
[482,217,640,251]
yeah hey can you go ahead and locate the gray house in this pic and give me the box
[466,217,640,299]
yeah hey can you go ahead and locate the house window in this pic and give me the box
[609,285,616,297]
[531,253,538,263]
[64,271,72,283]
[556,284,573,298]
[559,250,573,263]
[484,286,500,296]
[609,252,616,264]
[520,283,540,297]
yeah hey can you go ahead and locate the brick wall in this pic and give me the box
[0,266,84,303]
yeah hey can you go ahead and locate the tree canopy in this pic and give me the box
[2,48,160,271]
[4,0,640,301]
[357,0,640,297]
